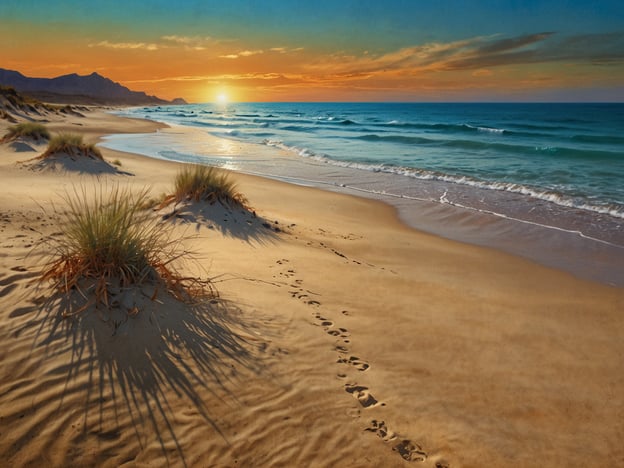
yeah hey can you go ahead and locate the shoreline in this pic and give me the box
[101,119,624,287]
[1,108,623,467]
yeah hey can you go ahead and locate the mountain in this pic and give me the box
[0,69,184,105]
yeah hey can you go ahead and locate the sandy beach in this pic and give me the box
[1,107,623,467]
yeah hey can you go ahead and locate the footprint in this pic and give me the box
[392,440,427,462]
[334,345,348,353]
[327,327,350,338]
[345,383,381,408]
[337,355,369,372]
[365,420,397,442]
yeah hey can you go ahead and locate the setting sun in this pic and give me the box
[216,92,229,104]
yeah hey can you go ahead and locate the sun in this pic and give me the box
[216,92,229,105]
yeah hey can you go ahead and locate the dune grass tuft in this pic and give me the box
[42,133,102,159]
[41,185,214,316]
[166,164,248,208]
[2,122,50,142]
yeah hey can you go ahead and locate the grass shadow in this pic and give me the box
[16,288,265,467]
[161,201,282,246]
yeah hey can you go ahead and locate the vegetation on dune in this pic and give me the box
[162,164,248,208]
[1,122,50,142]
[42,133,102,159]
[0,85,38,106]
[41,185,214,316]
[1,86,86,118]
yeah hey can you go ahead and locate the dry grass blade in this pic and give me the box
[41,133,102,159]
[170,164,248,208]
[40,184,215,317]
[1,122,50,142]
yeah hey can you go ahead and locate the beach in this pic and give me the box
[1,108,623,467]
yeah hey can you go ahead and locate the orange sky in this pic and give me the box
[2,1,623,102]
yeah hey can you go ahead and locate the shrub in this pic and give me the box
[40,185,213,315]
[43,133,102,158]
[2,122,50,142]
[170,164,247,208]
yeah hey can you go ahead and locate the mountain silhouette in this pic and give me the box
[0,69,186,105]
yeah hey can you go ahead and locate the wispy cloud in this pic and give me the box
[303,32,624,79]
[161,35,219,50]
[269,47,304,54]
[125,72,289,84]
[89,40,159,51]
[219,49,264,59]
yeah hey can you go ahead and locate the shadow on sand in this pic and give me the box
[16,287,266,467]
[160,200,282,246]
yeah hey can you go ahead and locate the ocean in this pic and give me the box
[102,102,624,285]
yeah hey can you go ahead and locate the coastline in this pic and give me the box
[1,109,623,467]
[101,120,624,287]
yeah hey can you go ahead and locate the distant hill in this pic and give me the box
[0,69,187,106]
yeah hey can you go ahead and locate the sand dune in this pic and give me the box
[0,108,623,467]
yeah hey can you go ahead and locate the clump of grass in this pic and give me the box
[165,164,248,208]
[42,133,102,159]
[2,122,50,142]
[112,158,122,166]
[0,85,39,107]
[41,185,213,316]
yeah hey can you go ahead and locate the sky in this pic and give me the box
[1,0,623,102]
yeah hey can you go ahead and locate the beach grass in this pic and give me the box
[168,164,248,208]
[42,133,102,158]
[1,122,50,142]
[0,85,38,106]
[41,185,213,315]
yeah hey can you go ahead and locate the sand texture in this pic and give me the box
[0,108,623,467]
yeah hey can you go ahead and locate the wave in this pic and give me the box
[380,121,560,139]
[381,121,509,134]
[441,139,621,160]
[352,134,618,160]
[356,134,435,145]
[262,139,624,219]
[280,125,318,132]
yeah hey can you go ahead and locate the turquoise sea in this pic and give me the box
[103,103,624,285]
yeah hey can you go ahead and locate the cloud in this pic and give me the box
[303,31,624,79]
[269,47,304,54]
[161,35,219,50]
[125,72,289,84]
[89,40,159,51]
[476,32,555,55]
[219,49,264,59]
